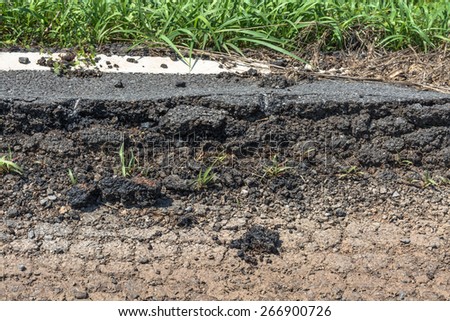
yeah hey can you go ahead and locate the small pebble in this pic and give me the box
[271,59,288,67]
[160,63,168,69]
[60,52,76,62]
[304,63,313,71]
[18,264,26,272]
[175,81,186,87]
[74,291,89,300]
[114,80,124,88]
[335,208,347,217]
[138,257,149,264]
[6,208,19,218]
[126,57,138,63]
[18,57,30,64]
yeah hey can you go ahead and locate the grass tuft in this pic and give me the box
[67,168,77,185]
[118,142,137,177]
[412,171,450,188]
[263,155,292,178]
[193,165,216,190]
[0,150,23,175]
[337,165,364,179]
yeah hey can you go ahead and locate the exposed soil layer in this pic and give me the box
[1,71,450,300]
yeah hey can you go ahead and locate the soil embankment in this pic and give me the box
[1,71,450,300]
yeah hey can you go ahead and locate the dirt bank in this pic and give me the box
[1,71,450,300]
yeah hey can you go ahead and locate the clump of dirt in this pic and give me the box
[230,225,282,265]
[67,184,101,210]
[98,176,161,208]
[177,215,197,228]
[66,176,162,209]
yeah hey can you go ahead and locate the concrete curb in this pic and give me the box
[0,52,271,74]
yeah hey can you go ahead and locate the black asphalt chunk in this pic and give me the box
[177,215,197,228]
[114,80,124,88]
[98,176,161,207]
[18,57,30,64]
[230,225,282,265]
[67,185,101,209]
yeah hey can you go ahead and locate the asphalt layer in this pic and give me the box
[1,70,450,105]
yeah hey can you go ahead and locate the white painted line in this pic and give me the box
[0,52,271,74]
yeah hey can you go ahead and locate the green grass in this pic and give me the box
[337,165,365,179]
[263,155,291,178]
[1,0,449,58]
[411,171,450,188]
[0,150,23,175]
[118,142,137,177]
[67,168,77,185]
[193,165,216,190]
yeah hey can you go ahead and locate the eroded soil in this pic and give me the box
[1,72,450,300]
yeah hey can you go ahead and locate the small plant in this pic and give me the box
[67,169,77,185]
[119,142,137,177]
[213,152,228,164]
[420,171,438,188]
[301,148,316,159]
[193,165,216,190]
[52,60,63,76]
[337,165,364,179]
[407,171,450,188]
[0,150,23,175]
[263,155,291,178]
[400,159,413,167]
[395,154,413,167]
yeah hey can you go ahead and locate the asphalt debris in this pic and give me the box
[230,225,282,265]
